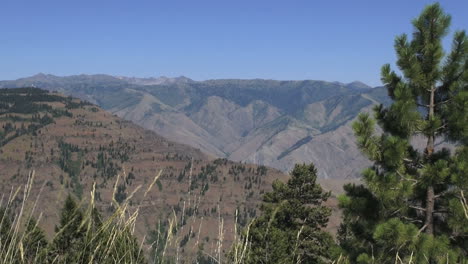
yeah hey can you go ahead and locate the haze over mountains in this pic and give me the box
[0,74,391,179]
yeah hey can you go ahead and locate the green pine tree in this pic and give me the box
[0,207,13,251]
[339,3,468,263]
[0,207,15,263]
[96,227,147,264]
[86,208,147,264]
[48,194,85,263]
[22,217,48,263]
[241,163,335,264]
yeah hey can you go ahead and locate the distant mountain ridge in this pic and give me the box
[0,74,390,178]
[114,75,194,86]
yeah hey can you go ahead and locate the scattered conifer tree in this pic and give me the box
[22,217,48,263]
[242,163,335,264]
[0,208,12,250]
[48,194,85,263]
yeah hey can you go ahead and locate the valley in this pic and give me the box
[0,88,342,261]
[0,75,390,179]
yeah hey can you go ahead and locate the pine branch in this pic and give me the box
[396,171,418,186]
[434,189,452,199]
[390,208,402,216]
[435,123,447,132]
[402,158,425,170]
[409,205,426,211]
[401,216,423,223]
[417,224,428,235]
[435,98,452,106]
[461,191,468,220]
[417,103,429,108]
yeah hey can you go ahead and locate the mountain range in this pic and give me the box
[1,87,303,260]
[0,74,391,179]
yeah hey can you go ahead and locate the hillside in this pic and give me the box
[0,75,390,179]
[0,88,345,261]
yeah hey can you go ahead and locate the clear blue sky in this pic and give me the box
[1,0,467,86]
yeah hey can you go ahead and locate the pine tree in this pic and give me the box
[85,208,147,264]
[339,3,468,263]
[96,227,147,264]
[0,208,13,255]
[22,217,48,263]
[242,163,335,264]
[48,194,85,263]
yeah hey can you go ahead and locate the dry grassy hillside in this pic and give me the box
[0,88,345,262]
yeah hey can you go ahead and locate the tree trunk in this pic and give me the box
[425,186,435,234]
[426,86,435,156]
[424,86,436,235]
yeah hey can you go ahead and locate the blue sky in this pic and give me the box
[1,0,467,86]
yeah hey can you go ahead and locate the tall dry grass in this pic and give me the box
[9,168,462,263]
[0,170,164,264]
[0,166,236,263]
